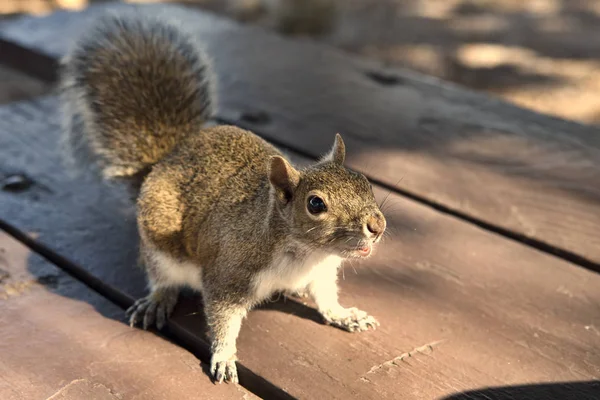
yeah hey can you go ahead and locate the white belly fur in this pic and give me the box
[151,249,204,292]
[252,249,341,301]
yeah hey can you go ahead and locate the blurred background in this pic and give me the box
[2,0,600,126]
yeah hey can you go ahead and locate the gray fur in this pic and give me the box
[60,13,386,384]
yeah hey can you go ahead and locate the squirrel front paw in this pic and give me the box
[210,357,238,384]
[322,307,379,332]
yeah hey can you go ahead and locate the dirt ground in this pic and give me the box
[1,0,600,127]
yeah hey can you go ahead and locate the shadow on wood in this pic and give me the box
[441,380,600,400]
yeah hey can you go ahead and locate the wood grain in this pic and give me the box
[1,96,599,399]
[0,230,256,400]
[1,3,600,266]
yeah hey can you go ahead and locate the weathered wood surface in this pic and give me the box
[1,97,599,399]
[1,3,600,267]
[0,230,255,400]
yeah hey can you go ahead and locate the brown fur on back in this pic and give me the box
[138,125,282,263]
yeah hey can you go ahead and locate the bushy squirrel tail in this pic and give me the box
[59,12,216,183]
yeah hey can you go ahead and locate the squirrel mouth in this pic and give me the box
[354,243,372,257]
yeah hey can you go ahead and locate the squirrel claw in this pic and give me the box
[126,290,178,330]
[324,307,379,333]
[211,360,238,384]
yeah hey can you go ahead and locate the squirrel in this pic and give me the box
[59,12,387,384]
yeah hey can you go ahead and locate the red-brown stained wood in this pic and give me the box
[0,230,256,400]
[44,380,120,400]
[1,4,600,266]
[1,97,599,399]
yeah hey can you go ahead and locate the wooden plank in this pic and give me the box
[1,96,599,399]
[0,230,256,400]
[1,4,600,267]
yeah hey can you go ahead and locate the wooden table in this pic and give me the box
[0,3,599,399]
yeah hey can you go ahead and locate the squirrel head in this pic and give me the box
[268,134,386,258]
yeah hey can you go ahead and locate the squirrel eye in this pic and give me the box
[307,195,327,214]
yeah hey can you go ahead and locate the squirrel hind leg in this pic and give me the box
[126,286,179,330]
[128,240,204,330]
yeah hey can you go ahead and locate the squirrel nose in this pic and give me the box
[365,213,386,237]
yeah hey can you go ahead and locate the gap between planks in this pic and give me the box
[0,218,296,400]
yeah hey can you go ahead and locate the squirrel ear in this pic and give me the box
[269,156,300,203]
[322,133,346,165]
